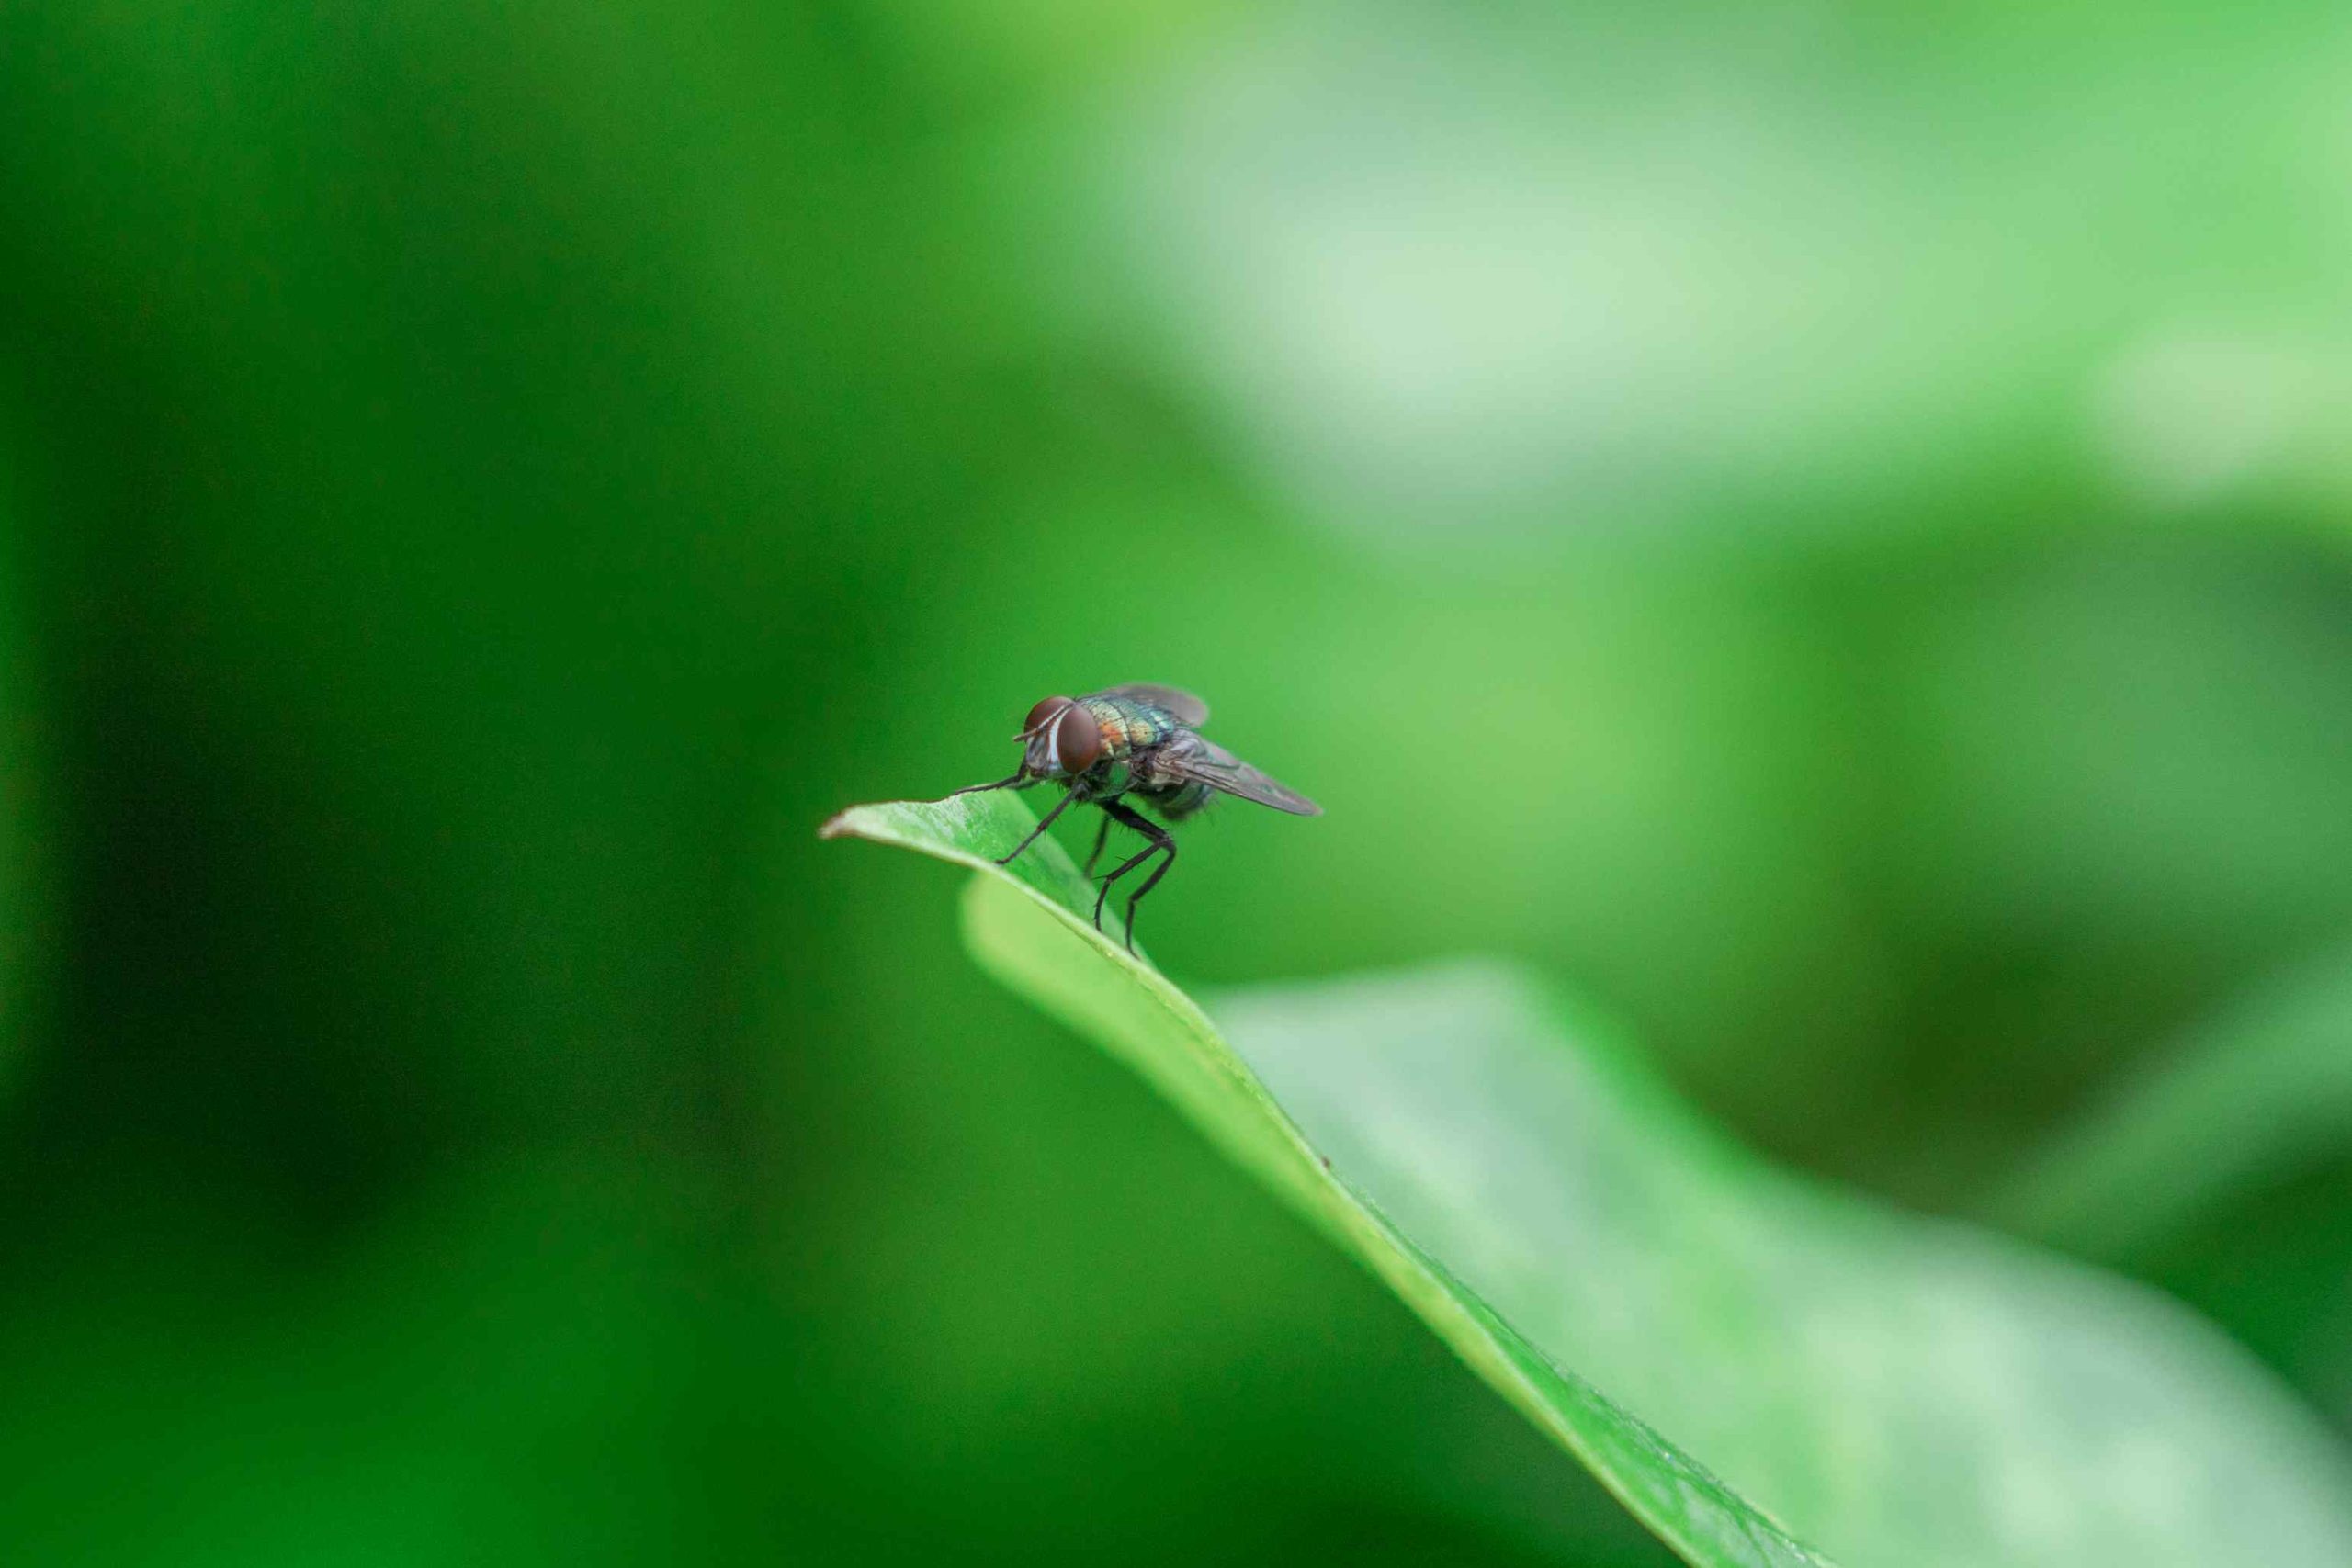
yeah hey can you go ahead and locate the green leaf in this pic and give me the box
[823,795,2352,1568]
[1988,944,2352,1263]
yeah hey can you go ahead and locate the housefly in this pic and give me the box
[952,683,1320,951]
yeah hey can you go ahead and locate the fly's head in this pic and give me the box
[1014,695,1103,782]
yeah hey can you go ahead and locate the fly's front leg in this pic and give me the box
[996,784,1080,866]
[949,773,1026,797]
[1092,799,1173,953]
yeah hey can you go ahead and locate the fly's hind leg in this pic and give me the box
[1091,799,1174,953]
[1118,841,1177,954]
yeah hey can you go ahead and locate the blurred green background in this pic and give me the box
[5,2,2352,1562]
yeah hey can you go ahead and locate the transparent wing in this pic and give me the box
[1148,730,1321,816]
[1097,683,1210,726]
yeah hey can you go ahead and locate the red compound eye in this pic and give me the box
[1023,695,1072,735]
[1054,705,1103,772]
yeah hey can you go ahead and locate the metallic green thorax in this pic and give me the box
[1076,694,1178,801]
[1080,694,1179,758]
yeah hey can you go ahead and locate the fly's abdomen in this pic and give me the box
[1150,781,1215,820]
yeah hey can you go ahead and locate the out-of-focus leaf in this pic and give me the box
[1095,8,2352,547]
[1989,944,2352,1262]
[825,795,2352,1568]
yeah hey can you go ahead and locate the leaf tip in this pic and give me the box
[817,807,861,840]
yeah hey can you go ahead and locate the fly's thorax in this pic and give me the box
[1080,695,1173,760]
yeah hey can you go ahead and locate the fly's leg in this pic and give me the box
[949,773,1026,796]
[996,785,1080,866]
[1092,799,1174,953]
[1081,812,1113,878]
[1091,840,1156,931]
[1118,841,1177,954]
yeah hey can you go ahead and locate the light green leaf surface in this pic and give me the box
[824,795,2352,1568]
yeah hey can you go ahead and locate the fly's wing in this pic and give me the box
[1096,683,1210,726]
[1147,730,1321,816]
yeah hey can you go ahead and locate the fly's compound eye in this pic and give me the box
[1023,695,1073,736]
[1054,704,1103,773]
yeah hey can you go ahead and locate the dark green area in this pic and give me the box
[4,2,2351,1563]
